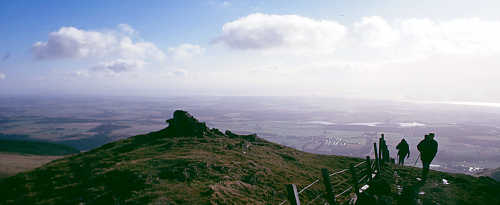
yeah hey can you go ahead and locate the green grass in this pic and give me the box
[0,139,79,156]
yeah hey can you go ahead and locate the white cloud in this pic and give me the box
[32,25,167,76]
[0,72,5,80]
[32,26,165,61]
[398,18,500,56]
[214,13,347,53]
[353,16,400,47]
[117,37,166,61]
[32,27,115,59]
[349,17,500,58]
[118,23,136,35]
[91,59,145,74]
[168,44,204,60]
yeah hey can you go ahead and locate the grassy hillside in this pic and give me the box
[0,139,79,156]
[0,110,498,205]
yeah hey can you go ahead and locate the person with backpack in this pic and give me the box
[417,133,438,180]
[396,138,410,165]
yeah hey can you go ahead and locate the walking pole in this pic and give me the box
[414,154,420,166]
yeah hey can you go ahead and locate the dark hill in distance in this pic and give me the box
[0,110,499,204]
[0,139,79,156]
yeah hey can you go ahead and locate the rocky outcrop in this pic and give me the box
[164,110,258,141]
[165,110,209,137]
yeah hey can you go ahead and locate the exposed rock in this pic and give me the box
[163,110,258,142]
[210,128,224,136]
[165,110,209,137]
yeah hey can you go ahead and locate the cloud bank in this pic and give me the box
[32,25,165,61]
[214,13,346,53]
[216,14,500,59]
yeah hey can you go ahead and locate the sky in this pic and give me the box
[1,0,500,102]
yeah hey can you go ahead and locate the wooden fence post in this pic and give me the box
[373,142,380,173]
[321,168,337,205]
[349,164,359,196]
[286,184,300,205]
[379,136,385,168]
[365,156,372,182]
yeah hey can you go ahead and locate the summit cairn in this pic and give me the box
[165,110,209,137]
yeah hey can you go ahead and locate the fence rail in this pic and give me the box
[280,134,393,205]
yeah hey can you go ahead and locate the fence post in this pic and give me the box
[365,156,372,182]
[349,164,359,196]
[373,142,380,173]
[286,184,300,205]
[321,168,337,205]
[379,136,384,168]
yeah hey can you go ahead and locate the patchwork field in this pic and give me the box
[0,153,62,179]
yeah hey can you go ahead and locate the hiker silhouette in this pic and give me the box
[417,133,438,180]
[396,138,410,165]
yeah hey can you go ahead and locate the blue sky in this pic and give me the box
[2,0,500,101]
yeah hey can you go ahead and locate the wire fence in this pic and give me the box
[279,138,395,205]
